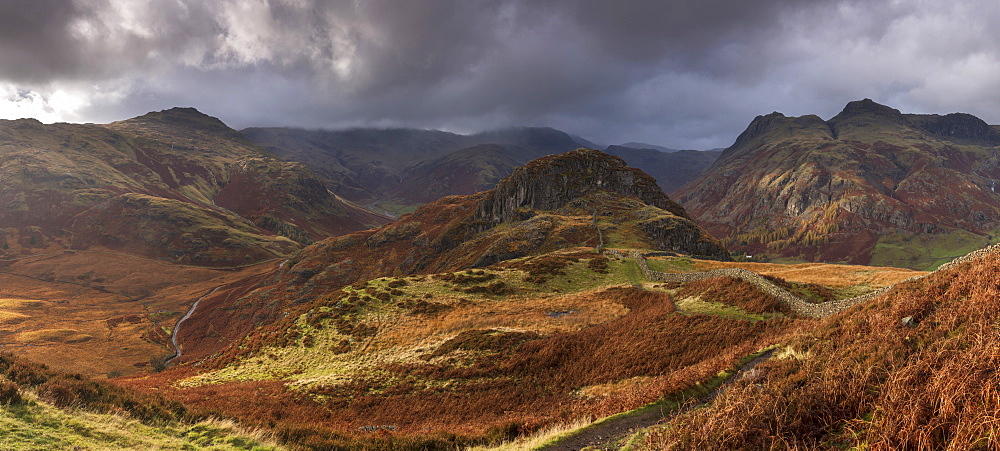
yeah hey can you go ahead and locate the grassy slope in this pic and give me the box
[869,227,1000,270]
[0,400,276,450]
[640,249,1000,449]
[0,350,280,450]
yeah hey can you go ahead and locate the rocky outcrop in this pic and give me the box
[637,216,731,261]
[278,149,732,303]
[476,149,687,225]
[905,112,1000,146]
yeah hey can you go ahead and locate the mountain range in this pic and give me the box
[4,100,1000,449]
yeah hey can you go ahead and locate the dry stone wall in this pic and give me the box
[604,244,999,318]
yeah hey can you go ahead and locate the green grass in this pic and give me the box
[870,228,1000,270]
[672,296,769,322]
[0,395,279,450]
[645,257,696,273]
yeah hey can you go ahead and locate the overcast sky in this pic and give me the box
[2,0,999,149]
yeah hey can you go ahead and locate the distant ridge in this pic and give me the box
[244,126,717,214]
[619,141,678,152]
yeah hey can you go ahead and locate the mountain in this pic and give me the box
[604,145,722,193]
[242,126,719,215]
[114,148,932,448]
[0,107,388,266]
[112,151,789,447]
[674,99,1000,269]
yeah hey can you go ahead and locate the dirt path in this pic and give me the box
[165,286,222,366]
[541,349,776,451]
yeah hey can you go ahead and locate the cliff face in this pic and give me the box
[675,99,1000,269]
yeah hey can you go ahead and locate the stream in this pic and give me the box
[165,286,221,366]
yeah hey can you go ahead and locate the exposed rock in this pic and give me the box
[476,148,687,225]
[906,112,1000,146]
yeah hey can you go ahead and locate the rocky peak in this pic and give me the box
[123,107,234,134]
[828,98,905,126]
[833,99,904,119]
[476,148,687,224]
[729,111,786,150]
[721,112,833,162]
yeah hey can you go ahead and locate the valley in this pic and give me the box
[0,102,997,450]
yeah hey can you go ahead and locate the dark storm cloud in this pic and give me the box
[2,0,1000,148]
[0,0,95,82]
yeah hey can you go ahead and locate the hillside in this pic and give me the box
[108,148,915,450]
[641,244,1000,449]
[123,248,800,447]
[118,246,921,449]
[674,99,1000,269]
[0,108,388,267]
[0,351,278,449]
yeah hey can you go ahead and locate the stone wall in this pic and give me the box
[603,244,1000,318]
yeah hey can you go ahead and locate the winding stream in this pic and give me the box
[165,286,221,366]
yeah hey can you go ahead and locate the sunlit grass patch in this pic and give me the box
[0,393,281,450]
[0,311,30,325]
[0,299,44,309]
[15,329,93,344]
[674,296,768,321]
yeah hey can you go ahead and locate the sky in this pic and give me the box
[2,0,1000,149]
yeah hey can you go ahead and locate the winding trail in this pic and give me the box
[541,349,777,451]
[165,286,221,366]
